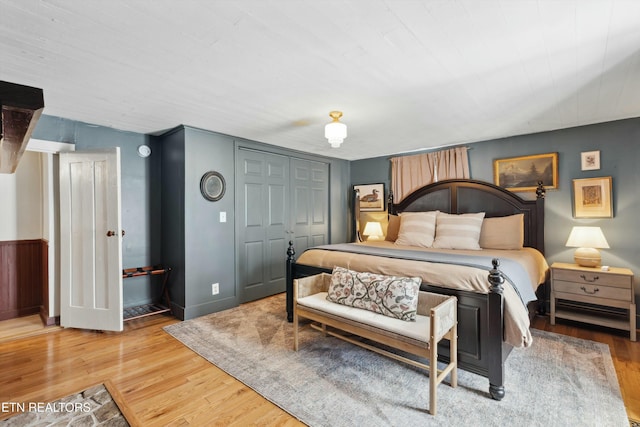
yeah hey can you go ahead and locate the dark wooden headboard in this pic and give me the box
[388,179,546,254]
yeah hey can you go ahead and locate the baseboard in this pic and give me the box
[39,305,60,326]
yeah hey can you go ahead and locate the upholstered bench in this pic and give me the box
[293,269,457,415]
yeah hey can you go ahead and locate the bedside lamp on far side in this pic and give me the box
[565,226,610,267]
[363,221,384,241]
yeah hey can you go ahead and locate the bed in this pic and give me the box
[285,178,549,400]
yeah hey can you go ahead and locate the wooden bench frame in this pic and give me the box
[293,273,457,415]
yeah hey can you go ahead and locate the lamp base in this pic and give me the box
[573,247,601,268]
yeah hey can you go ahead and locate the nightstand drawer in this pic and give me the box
[550,262,636,341]
[553,280,631,301]
[552,269,631,288]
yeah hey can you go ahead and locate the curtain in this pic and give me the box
[436,146,469,181]
[390,147,469,203]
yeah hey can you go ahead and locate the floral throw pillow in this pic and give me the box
[326,266,421,321]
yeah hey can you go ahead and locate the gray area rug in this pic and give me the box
[164,293,628,427]
[1,383,129,426]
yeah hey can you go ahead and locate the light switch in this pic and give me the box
[220,211,227,223]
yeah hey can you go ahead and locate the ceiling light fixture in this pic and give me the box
[324,111,347,148]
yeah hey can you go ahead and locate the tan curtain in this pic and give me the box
[436,147,469,181]
[391,147,469,203]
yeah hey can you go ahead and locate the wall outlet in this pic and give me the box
[211,283,219,295]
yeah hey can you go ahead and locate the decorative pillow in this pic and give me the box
[432,212,485,250]
[479,214,524,250]
[385,214,400,242]
[394,211,438,248]
[326,266,421,321]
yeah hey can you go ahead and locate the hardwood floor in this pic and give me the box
[0,314,61,344]
[0,311,638,425]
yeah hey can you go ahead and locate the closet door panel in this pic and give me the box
[291,158,329,255]
[237,150,329,304]
[237,149,288,303]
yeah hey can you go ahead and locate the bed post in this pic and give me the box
[286,241,295,322]
[535,181,548,314]
[353,188,363,242]
[487,258,506,401]
[535,181,546,254]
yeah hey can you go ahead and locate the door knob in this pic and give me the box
[106,230,116,237]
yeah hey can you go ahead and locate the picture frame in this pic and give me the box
[572,176,613,218]
[581,150,600,171]
[354,183,385,212]
[493,152,558,192]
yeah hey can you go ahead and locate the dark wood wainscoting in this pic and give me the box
[0,239,47,321]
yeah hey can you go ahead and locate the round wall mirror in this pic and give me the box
[200,171,226,202]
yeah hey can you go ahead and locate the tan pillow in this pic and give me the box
[394,211,438,248]
[385,214,400,242]
[432,212,485,250]
[479,214,524,250]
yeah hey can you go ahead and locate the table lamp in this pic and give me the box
[363,221,384,241]
[565,226,610,267]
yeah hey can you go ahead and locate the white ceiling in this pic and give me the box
[2,1,640,160]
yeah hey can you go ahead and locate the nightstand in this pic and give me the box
[550,262,636,341]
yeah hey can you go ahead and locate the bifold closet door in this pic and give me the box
[236,150,330,303]
[290,157,329,254]
[237,149,289,303]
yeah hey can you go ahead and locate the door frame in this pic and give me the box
[26,138,75,324]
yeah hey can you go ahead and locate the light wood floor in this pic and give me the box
[0,310,638,425]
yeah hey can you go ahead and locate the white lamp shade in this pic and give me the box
[565,226,609,249]
[363,221,384,240]
[325,122,347,148]
[565,226,609,267]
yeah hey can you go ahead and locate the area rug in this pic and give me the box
[164,293,629,427]
[1,383,129,426]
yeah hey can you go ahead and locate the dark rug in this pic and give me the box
[1,383,129,426]
[164,293,629,427]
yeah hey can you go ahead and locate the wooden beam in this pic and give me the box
[0,81,44,174]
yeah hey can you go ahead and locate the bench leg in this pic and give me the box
[450,324,458,388]
[429,336,438,415]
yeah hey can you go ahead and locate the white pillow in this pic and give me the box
[394,211,438,248]
[432,212,485,250]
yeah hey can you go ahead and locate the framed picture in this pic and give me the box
[354,183,385,211]
[493,152,558,192]
[581,150,600,171]
[572,176,613,218]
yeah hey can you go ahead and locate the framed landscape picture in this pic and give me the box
[494,152,558,192]
[354,183,385,211]
[572,176,613,218]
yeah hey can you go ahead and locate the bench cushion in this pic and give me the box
[298,292,430,343]
[327,266,421,321]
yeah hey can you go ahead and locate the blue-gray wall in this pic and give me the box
[33,115,163,307]
[351,117,640,322]
[33,115,351,320]
[160,126,238,319]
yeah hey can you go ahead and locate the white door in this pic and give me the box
[59,148,123,331]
